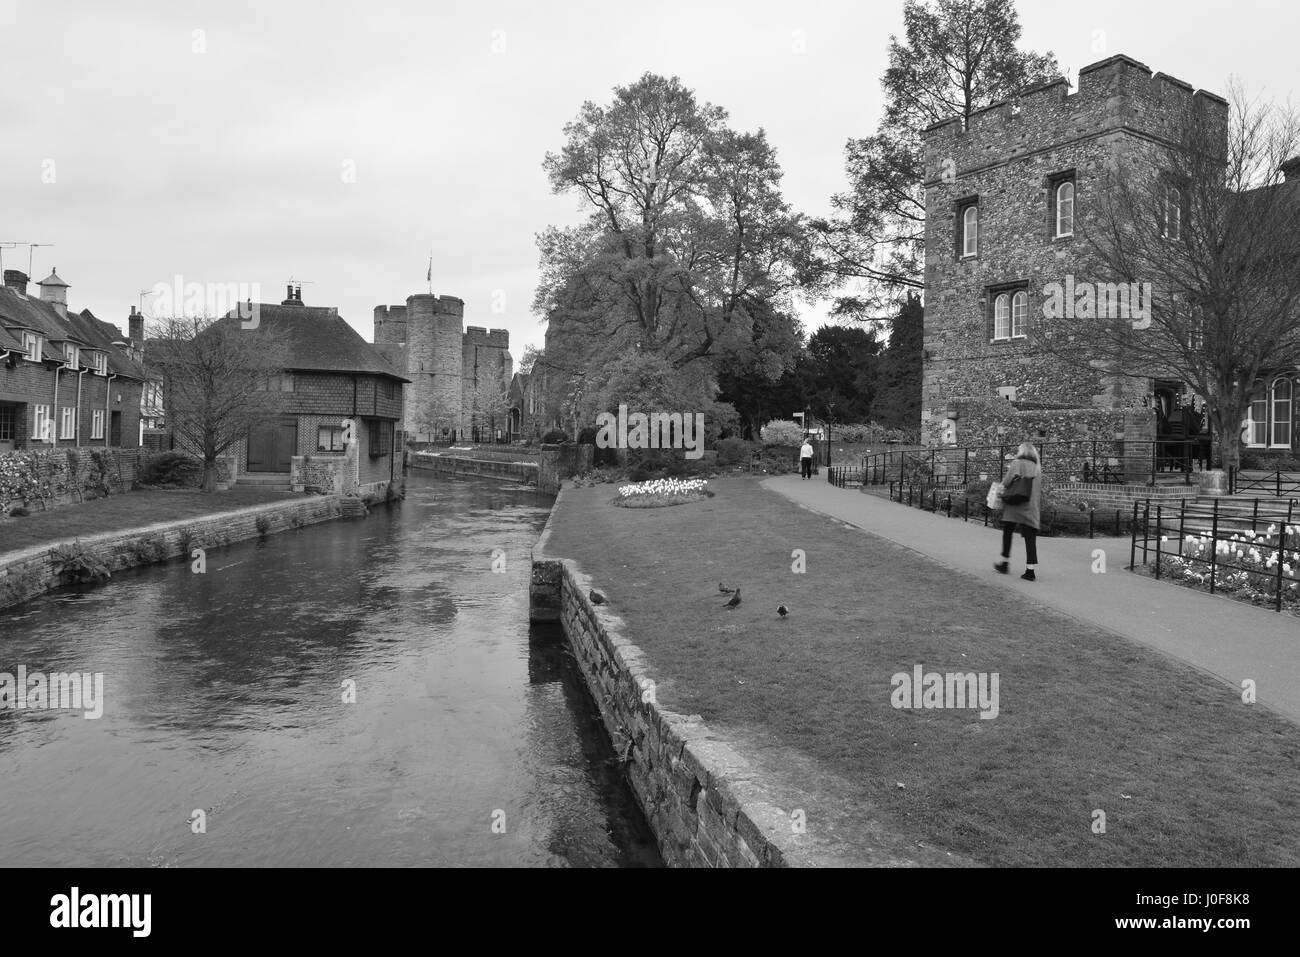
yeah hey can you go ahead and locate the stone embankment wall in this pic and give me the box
[410,450,543,488]
[530,500,807,868]
[0,495,341,611]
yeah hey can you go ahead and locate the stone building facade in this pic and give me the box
[372,293,512,443]
[920,54,1229,458]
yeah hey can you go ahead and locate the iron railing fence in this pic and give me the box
[1229,468,1300,498]
[886,480,1131,538]
[1129,498,1300,613]
[860,440,1203,490]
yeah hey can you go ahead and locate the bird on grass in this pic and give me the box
[718,582,736,594]
[723,587,742,609]
[777,605,789,618]
[589,589,607,605]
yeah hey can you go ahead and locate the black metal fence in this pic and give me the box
[886,480,1130,537]
[860,440,1205,489]
[1229,468,1300,497]
[1129,498,1300,613]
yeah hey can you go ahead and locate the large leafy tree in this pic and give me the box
[536,73,806,412]
[803,326,881,423]
[870,295,924,430]
[805,0,1057,321]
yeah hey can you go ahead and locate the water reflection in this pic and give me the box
[0,475,661,867]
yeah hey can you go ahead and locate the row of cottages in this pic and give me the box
[194,286,408,497]
[920,54,1299,464]
[0,268,147,452]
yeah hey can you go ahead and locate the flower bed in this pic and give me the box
[1140,526,1300,615]
[612,477,712,508]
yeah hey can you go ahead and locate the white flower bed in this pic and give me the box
[614,477,709,506]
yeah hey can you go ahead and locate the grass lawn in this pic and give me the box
[545,476,1300,867]
[0,487,295,557]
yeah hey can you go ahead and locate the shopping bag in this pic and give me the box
[986,481,1004,510]
[1002,474,1033,506]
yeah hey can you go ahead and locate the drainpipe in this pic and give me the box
[76,366,89,445]
[105,373,116,446]
[51,365,60,445]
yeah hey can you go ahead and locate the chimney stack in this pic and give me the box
[1282,157,1300,182]
[3,270,28,294]
[129,306,144,344]
[38,268,69,318]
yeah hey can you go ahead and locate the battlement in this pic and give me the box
[404,293,465,316]
[463,325,509,348]
[922,54,1227,183]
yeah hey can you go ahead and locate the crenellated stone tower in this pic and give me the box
[373,292,512,442]
[920,54,1227,450]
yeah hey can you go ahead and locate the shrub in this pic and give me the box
[7,506,29,518]
[138,451,202,487]
[760,419,805,446]
[716,437,756,466]
[1240,451,1300,471]
[50,541,111,586]
[541,429,569,445]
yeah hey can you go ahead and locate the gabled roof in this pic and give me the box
[0,286,147,381]
[216,303,408,381]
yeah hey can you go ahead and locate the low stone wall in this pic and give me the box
[1052,481,1194,512]
[292,453,346,494]
[531,497,808,868]
[409,451,541,487]
[0,495,342,611]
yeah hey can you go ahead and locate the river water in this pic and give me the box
[0,475,661,867]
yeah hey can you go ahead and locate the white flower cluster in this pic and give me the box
[616,477,709,498]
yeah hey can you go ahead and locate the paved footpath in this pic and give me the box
[765,475,1300,726]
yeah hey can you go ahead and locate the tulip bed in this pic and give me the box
[612,477,712,508]
[1148,526,1300,614]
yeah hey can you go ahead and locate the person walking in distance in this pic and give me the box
[994,442,1042,581]
[799,437,814,480]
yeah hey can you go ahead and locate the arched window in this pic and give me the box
[1055,182,1074,237]
[962,206,979,257]
[1164,185,1183,240]
[1272,377,1293,448]
[993,293,1010,340]
[1011,291,1027,337]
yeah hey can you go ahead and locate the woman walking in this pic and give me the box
[994,442,1041,581]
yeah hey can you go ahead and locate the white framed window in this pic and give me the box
[64,343,79,368]
[1011,291,1028,338]
[1271,377,1292,448]
[33,405,53,443]
[91,409,105,440]
[21,332,42,361]
[87,351,106,374]
[1163,184,1183,240]
[1055,181,1075,237]
[993,293,1011,340]
[1244,378,1295,448]
[60,406,76,440]
[962,205,979,258]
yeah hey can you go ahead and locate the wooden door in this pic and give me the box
[247,417,296,472]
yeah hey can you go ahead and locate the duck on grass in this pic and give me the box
[613,477,713,508]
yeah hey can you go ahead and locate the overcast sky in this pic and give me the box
[2,0,1296,356]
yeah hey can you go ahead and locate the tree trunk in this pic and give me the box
[201,459,219,493]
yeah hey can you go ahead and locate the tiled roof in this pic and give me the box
[0,287,147,381]
[217,303,408,381]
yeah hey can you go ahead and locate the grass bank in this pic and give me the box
[0,487,293,557]
[544,476,1300,867]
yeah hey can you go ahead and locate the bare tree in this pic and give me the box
[148,316,290,491]
[1039,80,1300,474]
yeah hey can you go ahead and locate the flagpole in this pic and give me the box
[427,251,433,295]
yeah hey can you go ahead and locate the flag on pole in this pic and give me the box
[427,253,432,283]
